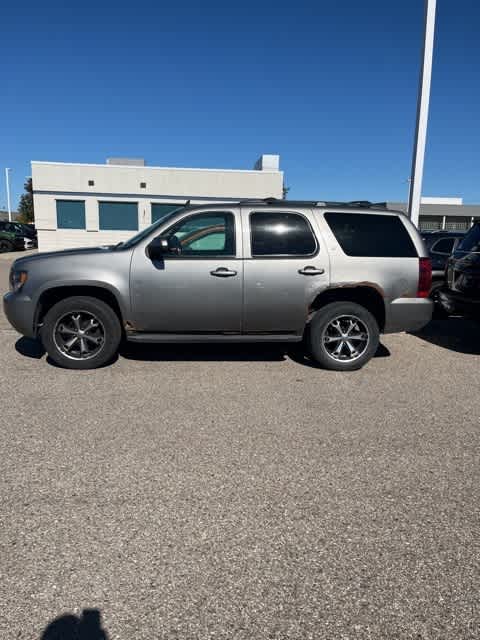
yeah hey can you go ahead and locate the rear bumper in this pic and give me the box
[3,292,36,337]
[383,298,433,333]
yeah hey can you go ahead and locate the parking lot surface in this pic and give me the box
[0,252,479,639]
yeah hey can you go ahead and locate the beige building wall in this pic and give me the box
[32,158,283,252]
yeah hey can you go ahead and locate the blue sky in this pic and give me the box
[1,0,479,208]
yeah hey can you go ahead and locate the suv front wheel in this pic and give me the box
[41,296,122,369]
[307,302,379,371]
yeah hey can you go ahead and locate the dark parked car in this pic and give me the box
[440,223,480,319]
[422,231,466,277]
[0,227,25,252]
[0,221,37,249]
[421,231,465,313]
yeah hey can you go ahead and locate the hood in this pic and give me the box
[12,244,117,268]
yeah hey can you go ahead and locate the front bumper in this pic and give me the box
[383,297,433,333]
[3,291,36,337]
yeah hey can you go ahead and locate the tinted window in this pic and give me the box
[166,212,235,256]
[99,202,138,231]
[457,224,480,253]
[431,238,455,254]
[325,212,417,258]
[56,200,86,229]
[250,212,317,256]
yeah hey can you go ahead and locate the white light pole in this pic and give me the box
[408,0,437,228]
[5,168,12,222]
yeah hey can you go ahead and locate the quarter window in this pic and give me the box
[166,212,235,256]
[56,200,86,229]
[99,202,138,231]
[250,211,317,256]
[325,212,417,258]
[431,238,455,254]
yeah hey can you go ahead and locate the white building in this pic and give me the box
[32,155,283,252]
[388,197,480,231]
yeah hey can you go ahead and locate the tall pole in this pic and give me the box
[5,168,12,222]
[408,0,437,227]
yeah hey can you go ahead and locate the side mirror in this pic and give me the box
[147,235,181,260]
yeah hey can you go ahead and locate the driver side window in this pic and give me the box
[166,212,235,256]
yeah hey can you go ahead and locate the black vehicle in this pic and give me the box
[0,221,37,248]
[13,222,37,247]
[421,231,465,313]
[439,223,480,319]
[422,231,466,278]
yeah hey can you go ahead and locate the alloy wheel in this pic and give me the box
[53,311,106,361]
[321,314,370,362]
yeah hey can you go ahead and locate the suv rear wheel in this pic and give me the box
[41,296,122,369]
[307,302,379,371]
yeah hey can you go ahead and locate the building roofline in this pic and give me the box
[30,160,283,175]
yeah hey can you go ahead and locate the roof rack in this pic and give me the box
[238,197,388,209]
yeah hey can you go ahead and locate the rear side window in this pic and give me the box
[431,238,455,254]
[250,211,317,256]
[324,212,417,258]
[457,224,480,253]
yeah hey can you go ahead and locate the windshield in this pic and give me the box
[117,206,187,250]
[456,223,480,253]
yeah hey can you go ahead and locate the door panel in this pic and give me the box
[130,210,243,332]
[241,208,329,333]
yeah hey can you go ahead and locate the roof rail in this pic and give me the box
[238,197,388,209]
[238,197,319,206]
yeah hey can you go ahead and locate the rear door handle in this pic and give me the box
[210,267,238,277]
[298,266,325,275]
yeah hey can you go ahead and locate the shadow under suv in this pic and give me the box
[4,198,433,371]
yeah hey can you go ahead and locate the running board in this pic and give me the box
[126,333,302,344]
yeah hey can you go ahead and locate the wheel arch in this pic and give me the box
[35,284,125,335]
[309,285,386,332]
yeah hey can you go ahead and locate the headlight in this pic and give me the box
[9,270,28,292]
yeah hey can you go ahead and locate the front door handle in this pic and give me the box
[298,266,325,275]
[210,267,238,277]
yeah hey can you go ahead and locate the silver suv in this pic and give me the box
[4,199,432,370]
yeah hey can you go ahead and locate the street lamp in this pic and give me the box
[5,168,12,222]
[407,0,437,227]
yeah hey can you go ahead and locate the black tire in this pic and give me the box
[430,281,448,319]
[0,239,13,253]
[40,296,121,369]
[307,301,380,371]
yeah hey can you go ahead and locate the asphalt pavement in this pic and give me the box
[0,251,479,639]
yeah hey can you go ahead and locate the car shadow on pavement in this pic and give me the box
[40,608,108,639]
[120,341,289,362]
[14,336,119,368]
[15,336,391,367]
[410,316,480,355]
[15,336,45,359]
[286,341,390,368]
[120,340,391,366]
